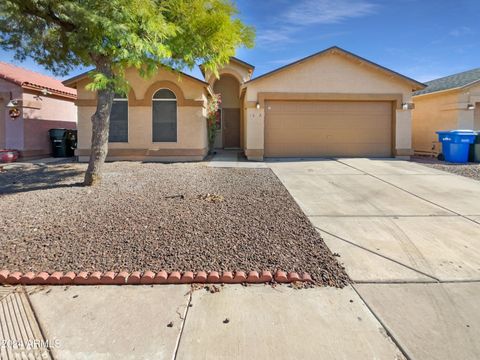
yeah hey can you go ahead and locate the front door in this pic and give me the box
[222,108,240,148]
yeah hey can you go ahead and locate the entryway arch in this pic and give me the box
[212,74,241,149]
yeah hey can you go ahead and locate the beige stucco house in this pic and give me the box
[0,62,77,158]
[412,68,480,155]
[65,46,425,162]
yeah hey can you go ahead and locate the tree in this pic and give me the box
[0,0,254,185]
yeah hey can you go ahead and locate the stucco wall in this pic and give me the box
[206,61,252,85]
[245,53,412,101]
[395,110,412,150]
[0,79,23,150]
[22,91,77,157]
[243,52,415,158]
[460,83,480,130]
[412,83,480,155]
[75,67,208,161]
[0,79,76,156]
[412,91,459,154]
[457,86,478,130]
[213,75,240,108]
[76,67,206,101]
[475,103,480,130]
[77,106,206,150]
[245,108,263,153]
[0,100,5,149]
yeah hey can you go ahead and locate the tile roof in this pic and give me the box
[413,68,480,96]
[0,62,77,98]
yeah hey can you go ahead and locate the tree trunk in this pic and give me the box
[83,62,114,186]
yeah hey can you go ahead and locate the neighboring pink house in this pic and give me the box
[0,62,77,158]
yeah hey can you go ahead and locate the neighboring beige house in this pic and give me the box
[64,46,425,162]
[412,68,480,155]
[0,62,77,158]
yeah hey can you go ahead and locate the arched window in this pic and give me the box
[109,93,128,142]
[152,89,177,142]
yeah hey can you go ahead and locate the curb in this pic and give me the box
[0,270,313,286]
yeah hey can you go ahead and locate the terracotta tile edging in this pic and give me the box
[0,270,313,286]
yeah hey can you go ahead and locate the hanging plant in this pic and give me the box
[206,94,221,153]
[9,107,21,119]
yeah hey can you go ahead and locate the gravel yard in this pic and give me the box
[0,161,349,287]
[412,156,480,181]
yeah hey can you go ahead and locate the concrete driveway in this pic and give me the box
[270,157,480,360]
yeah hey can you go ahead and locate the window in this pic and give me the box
[152,89,177,142]
[109,94,128,142]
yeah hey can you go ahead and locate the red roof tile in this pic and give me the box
[0,62,77,99]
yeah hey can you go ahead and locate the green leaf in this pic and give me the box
[0,0,255,92]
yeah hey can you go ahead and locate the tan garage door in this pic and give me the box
[264,101,392,157]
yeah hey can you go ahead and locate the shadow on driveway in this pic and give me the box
[0,163,84,195]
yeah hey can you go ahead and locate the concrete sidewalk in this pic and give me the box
[3,284,404,360]
[207,150,267,169]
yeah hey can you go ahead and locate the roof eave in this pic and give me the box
[460,78,480,91]
[198,57,255,80]
[62,70,92,88]
[230,57,255,70]
[0,75,23,87]
[21,83,77,99]
[413,87,462,98]
[414,78,480,98]
[206,85,215,97]
[0,77,77,99]
[63,67,209,88]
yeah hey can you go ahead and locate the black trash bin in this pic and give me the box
[49,128,69,157]
[65,129,78,157]
[472,134,480,163]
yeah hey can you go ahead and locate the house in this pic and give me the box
[412,68,480,155]
[64,46,425,162]
[0,62,77,158]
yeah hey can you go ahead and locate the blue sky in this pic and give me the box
[1,0,479,83]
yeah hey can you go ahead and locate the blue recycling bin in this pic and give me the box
[436,130,477,163]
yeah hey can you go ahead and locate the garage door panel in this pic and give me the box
[265,101,392,157]
[267,120,389,142]
[269,121,390,145]
[265,143,390,157]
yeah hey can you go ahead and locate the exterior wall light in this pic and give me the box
[6,100,18,108]
[256,102,260,109]
[467,104,475,110]
[402,102,415,110]
[6,99,21,119]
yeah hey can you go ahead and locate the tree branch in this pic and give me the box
[20,1,76,32]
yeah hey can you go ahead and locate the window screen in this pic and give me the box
[152,89,177,142]
[109,97,128,142]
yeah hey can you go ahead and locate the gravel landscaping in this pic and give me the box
[0,162,349,287]
[412,156,480,181]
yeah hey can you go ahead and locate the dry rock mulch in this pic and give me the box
[412,156,480,181]
[0,162,349,287]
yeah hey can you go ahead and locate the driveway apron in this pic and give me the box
[271,157,480,360]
